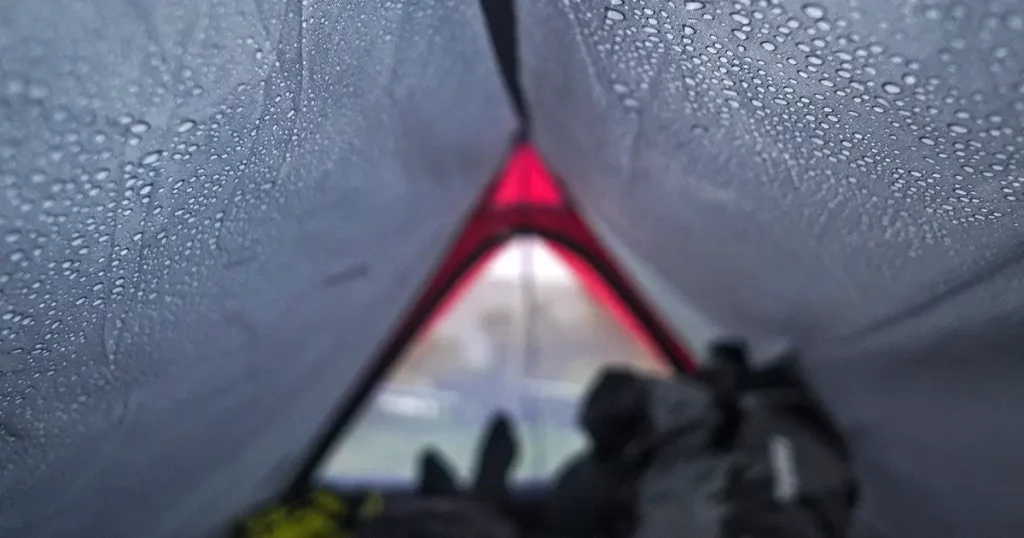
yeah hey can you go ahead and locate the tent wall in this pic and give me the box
[517,1,1024,537]
[3,0,1024,536]
[0,1,516,536]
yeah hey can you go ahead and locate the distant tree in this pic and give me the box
[480,307,517,340]
[391,333,464,383]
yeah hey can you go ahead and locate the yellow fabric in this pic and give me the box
[238,489,385,538]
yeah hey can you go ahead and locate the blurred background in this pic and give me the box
[316,236,668,485]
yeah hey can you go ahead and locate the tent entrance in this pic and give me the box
[291,146,694,494]
[315,236,669,486]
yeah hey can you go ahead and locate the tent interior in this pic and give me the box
[312,148,680,485]
[3,0,1024,536]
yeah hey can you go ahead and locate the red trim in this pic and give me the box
[412,145,695,371]
[287,144,696,496]
[552,247,663,357]
[489,146,563,207]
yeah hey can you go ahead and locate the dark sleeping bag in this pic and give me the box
[549,345,858,538]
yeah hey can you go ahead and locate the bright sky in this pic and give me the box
[485,238,574,284]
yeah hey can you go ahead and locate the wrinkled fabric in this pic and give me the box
[731,389,855,537]
[3,0,1024,537]
[630,377,732,538]
[0,0,516,536]
[548,365,854,538]
[518,1,1024,536]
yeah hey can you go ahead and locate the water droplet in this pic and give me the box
[760,41,778,51]
[684,1,705,11]
[731,13,752,25]
[605,7,625,21]
[802,3,826,19]
[901,73,918,85]
[919,136,936,146]
[27,82,51,100]
[948,123,970,135]
[128,120,151,135]
[175,119,197,133]
[4,78,26,96]
[140,151,162,165]
[881,82,902,94]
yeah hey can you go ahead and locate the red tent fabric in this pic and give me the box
[405,145,694,372]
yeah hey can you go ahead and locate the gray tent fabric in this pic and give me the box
[0,0,516,536]
[518,1,1024,537]
[2,0,1024,536]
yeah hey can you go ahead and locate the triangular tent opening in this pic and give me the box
[296,146,693,491]
[316,237,670,484]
